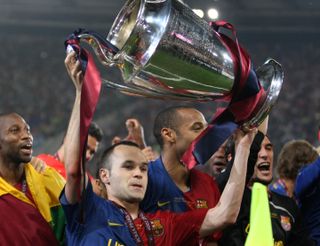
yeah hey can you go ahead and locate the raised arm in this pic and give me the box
[199,128,257,237]
[63,51,84,204]
[216,116,268,192]
[124,118,147,149]
[112,118,158,162]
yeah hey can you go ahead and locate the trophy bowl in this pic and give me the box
[72,0,284,127]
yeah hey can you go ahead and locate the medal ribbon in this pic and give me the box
[112,202,155,246]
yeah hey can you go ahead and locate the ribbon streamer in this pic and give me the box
[182,21,265,169]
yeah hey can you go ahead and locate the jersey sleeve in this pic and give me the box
[60,181,98,233]
[295,157,320,200]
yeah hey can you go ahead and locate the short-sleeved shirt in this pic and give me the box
[295,157,320,244]
[60,182,207,246]
[140,157,221,242]
[140,157,220,213]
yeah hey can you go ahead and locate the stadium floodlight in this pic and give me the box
[207,8,219,20]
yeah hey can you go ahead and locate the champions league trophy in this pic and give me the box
[71,0,283,129]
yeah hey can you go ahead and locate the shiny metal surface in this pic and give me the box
[242,59,284,128]
[77,0,284,127]
[83,0,235,100]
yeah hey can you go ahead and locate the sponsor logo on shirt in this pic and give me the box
[107,239,124,246]
[108,221,124,227]
[151,219,164,237]
[157,200,171,207]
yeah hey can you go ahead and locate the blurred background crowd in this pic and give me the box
[0,0,319,158]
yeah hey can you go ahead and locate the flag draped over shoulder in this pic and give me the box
[245,182,274,246]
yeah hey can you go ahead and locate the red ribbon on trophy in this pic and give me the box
[181,21,265,169]
[65,34,102,201]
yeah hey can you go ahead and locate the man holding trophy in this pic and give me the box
[61,0,284,245]
[61,50,258,246]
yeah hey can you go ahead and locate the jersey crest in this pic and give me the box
[151,219,164,237]
[280,215,291,231]
[196,199,208,209]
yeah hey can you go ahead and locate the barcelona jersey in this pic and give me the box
[140,157,222,242]
[60,182,207,246]
[140,157,220,213]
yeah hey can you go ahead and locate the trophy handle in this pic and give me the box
[242,58,284,129]
[77,32,119,67]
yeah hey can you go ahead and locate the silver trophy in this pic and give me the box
[75,0,283,127]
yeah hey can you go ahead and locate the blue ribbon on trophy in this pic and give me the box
[65,0,284,169]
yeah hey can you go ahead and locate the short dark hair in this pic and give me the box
[89,121,103,142]
[97,141,140,173]
[277,140,318,180]
[153,106,194,147]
